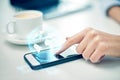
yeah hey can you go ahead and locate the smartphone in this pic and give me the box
[24,48,83,70]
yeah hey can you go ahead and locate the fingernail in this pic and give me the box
[96,55,105,63]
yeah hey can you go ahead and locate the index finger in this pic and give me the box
[56,39,75,54]
[56,28,92,54]
[56,31,84,54]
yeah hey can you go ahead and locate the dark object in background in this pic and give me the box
[10,0,92,20]
[10,0,60,9]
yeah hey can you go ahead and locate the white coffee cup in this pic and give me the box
[6,10,43,40]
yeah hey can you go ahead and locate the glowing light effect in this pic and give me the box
[26,25,65,53]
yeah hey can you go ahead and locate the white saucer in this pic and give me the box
[5,24,48,45]
[5,32,46,45]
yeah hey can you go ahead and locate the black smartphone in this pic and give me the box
[24,48,83,70]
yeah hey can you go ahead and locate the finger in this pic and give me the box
[82,35,100,60]
[82,38,97,60]
[56,30,86,54]
[56,34,83,54]
[56,27,92,54]
[98,55,105,62]
[76,30,96,55]
[90,42,106,63]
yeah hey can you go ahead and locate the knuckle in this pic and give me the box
[98,42,108,51]
[67,38,74,44]
[89,30,98,36]
[93,35,101,44]
[87,30,98,38]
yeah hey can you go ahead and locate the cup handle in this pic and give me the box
[6,20,16,34]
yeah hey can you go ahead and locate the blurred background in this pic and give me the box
[0,0,93,36]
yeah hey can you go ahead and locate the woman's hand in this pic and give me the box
[56,28,120,63]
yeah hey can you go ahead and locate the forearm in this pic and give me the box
[108,6,120,23]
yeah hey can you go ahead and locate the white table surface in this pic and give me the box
[0,0,120,80]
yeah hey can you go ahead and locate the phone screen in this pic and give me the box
[32,49,59,64]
